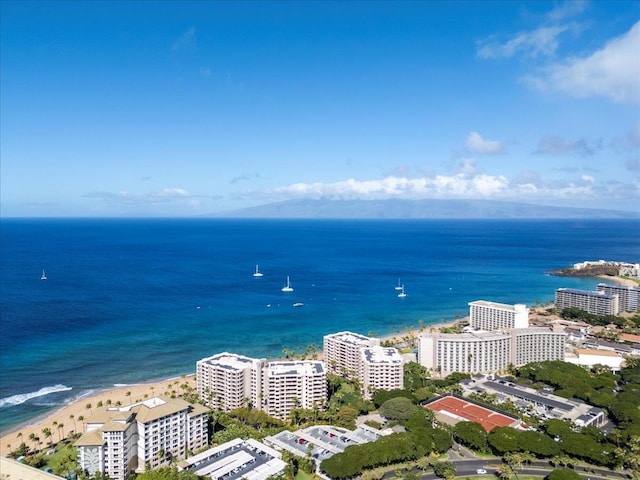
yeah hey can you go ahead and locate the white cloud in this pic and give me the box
[524,21,640,104]
[465,131,505,155]
[252,171,638,206]
[477,24,571,59]
[268,175,505,200]
[172,27,196,52]
[545,0,588,22]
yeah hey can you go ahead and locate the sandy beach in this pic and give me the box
[0,316,466,459]
[0,375,196,458]
[598,275,639,288]
[10,275,632,460]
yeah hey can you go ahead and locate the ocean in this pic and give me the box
[1,218,638,432]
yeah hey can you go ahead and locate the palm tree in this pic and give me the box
[42,427,52,446]
[28,433,36,450]
[85,402,92,414]
[57,423,65,441]
[69,414,76,433]
[126,391,132,404]
[496,464,514,480]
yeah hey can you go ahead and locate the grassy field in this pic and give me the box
[43,441,77,477]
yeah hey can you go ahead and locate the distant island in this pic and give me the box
[213,199,640,219]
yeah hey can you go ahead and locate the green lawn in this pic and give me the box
[295,470,320,480]
[43,441,77,476]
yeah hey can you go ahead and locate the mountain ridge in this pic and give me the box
[212,199,639,219]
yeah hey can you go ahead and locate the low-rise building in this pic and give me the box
[179,438,286,479]
[460,376,606,427]
[565,348,625,373]
[264,424,384,467]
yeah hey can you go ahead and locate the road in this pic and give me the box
[382,455,632,479]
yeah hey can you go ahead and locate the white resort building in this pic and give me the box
[75,396,209,480]
[597,283,640,312]
[555,288,620,316]
[262,361,327,420]
[359,347,404,400]
[196,353,327,420]
[469,300,529,330]
[323,331,404,399]
[196,352,265,411]
[418,326,566,376]
[323,331,380,377]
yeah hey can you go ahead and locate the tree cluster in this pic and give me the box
[320,427,452,479]
[560,306,640,328]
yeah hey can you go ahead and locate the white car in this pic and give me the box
[476,469,487,474]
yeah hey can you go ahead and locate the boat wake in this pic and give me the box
[0,385,72,408]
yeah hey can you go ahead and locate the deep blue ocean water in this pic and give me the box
[1,218,639,432]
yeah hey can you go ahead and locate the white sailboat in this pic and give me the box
[397,285,407,298]
[281,276,294,292]
[40,269,47,280]
[253,264,263,277]
[394,278,403,291]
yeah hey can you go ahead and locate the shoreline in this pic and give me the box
[0,375,196,457]
[0,317,464,458]
[18,274,639,458]
[596,275,638,288]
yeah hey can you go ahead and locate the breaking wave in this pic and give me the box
[0,385,72,408]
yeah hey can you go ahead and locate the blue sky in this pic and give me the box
[1,0,639,216]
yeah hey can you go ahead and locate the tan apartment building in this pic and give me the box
[76,396,209,480]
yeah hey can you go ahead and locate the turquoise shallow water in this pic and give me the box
[1,218,638,432]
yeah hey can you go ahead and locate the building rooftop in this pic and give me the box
[361,347,403,364]
[74,429,105,447]
[469,300,527,311]
[265,361,325,377]
[198,352,264,371]
[181,438,286,480]
[482,380,573,411]
[556,288,614,298]
[324,331,373,346]
[575,348,620,357]
[85,409,133,425]
[427,330,511,341]
[620,333,640,343]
